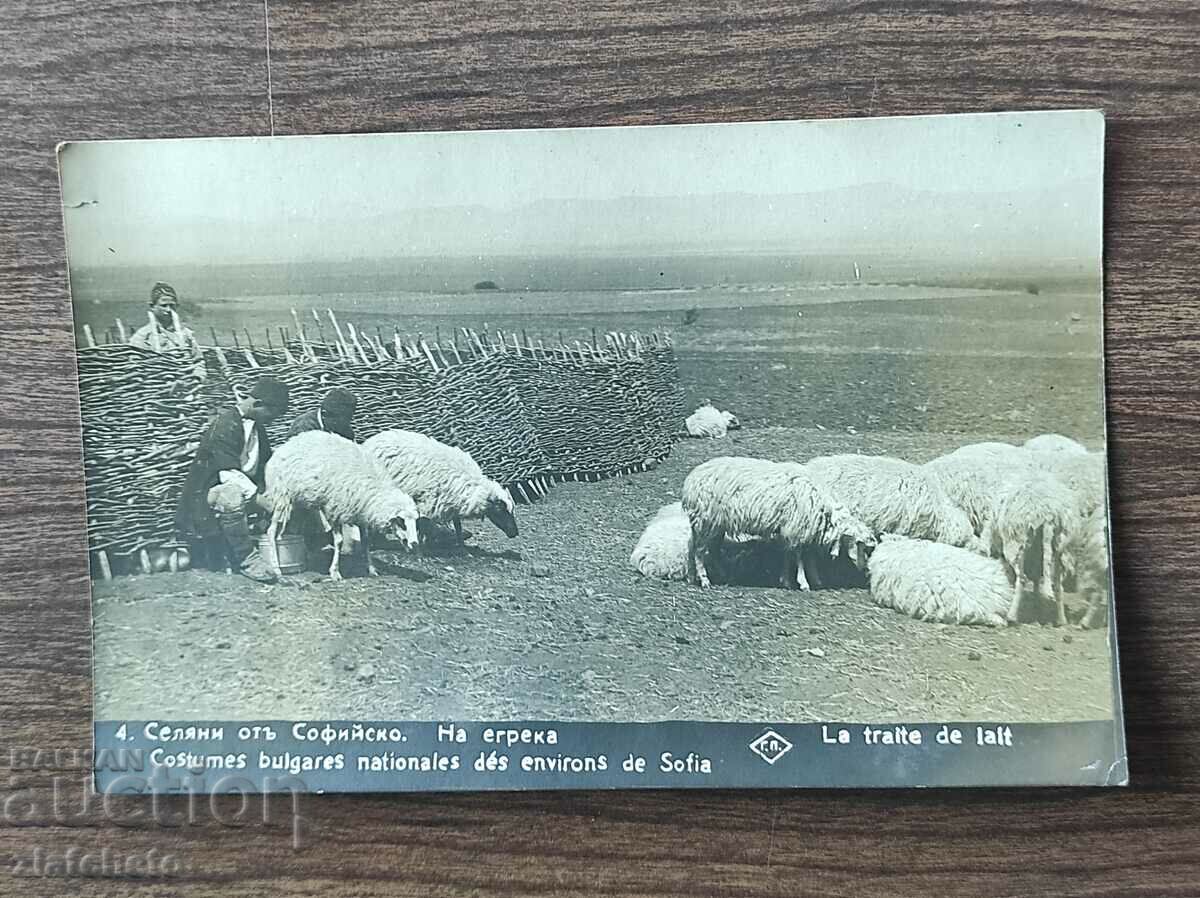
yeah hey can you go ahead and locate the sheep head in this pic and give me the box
[370,488,420,550]
[480,483,519,538]
[720,410,741,430]
[830,512,876,572]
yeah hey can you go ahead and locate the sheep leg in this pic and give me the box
[1052,535,1067,627]
[686,532,702,586]
[328,525,344,581]
[1005,547,1026,624]
[453,515,464,545]
[792,550,811,591]
[1039,524,1056,605]
[690,528,717,588]
[779,550,794,589]
[1080,595,1107,630]
[362,526,377,577]
[264,515,280,577]
[803,547,823,589]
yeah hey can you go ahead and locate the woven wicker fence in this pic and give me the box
[77,320,686,560]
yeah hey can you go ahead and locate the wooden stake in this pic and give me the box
[82,324,96,348]
[94,550,112,581]
[419,339,440,372]
[114,318,127,343]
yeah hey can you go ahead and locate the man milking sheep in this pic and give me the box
[175,376,289,582]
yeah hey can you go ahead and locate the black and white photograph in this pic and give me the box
[61,111,1120,745]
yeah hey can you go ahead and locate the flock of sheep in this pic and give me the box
[260,428,518,580]
[255,399,1110,632]
[631,424,1110,630]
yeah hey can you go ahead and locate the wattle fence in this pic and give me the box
[76,317,687,565]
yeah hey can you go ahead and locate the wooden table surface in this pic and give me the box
[2,2,1198,895]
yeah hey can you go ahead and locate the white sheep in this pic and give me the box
[681,456,874,590]
[262,430,420,580]
[923,442,1035,536]
[630,502,691,581]
[1072,506,1112,629]
[1030,449,1107,517]
[685,402,741,439]
[1024,433,1089,455]
[362,429,518,546]
[985,470,1078,625]
[867,535,1011,627]
[630,502,788,586]
[805,453,979,550]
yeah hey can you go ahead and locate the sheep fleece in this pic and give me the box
[868,535,1011,627]
[362,429,511,522]
[630,502,691,580]
[264,430,418,530]
[681,457,839,548]
[806,453,974,547]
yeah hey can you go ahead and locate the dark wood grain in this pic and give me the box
[2,1,1199,894]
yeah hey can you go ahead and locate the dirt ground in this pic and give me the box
[93,425,1116,724]
[91,285,1116,723]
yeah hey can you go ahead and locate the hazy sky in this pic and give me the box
[59,110,1103,266]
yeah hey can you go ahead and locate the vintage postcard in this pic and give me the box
[60,110,1125,791]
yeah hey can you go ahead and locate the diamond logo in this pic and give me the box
[749,729,793,765]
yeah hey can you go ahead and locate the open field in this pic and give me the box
[90,277,1115,725]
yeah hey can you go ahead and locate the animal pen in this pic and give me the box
[76,311,688,578]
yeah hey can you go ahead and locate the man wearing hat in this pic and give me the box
[130,282,200,354]
[286,387,357,441]
[175,376,290,581]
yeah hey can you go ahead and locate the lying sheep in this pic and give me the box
[681,456,874,590]
[262,431,420,580]
[630,502,784,587]
[685,402,741,439]
[806,453,978,550]
[630,502,691,581]
[867,535,1011,627]
[1024,433,1089,455]
[985,470,1077,625]
[362,429,518,546]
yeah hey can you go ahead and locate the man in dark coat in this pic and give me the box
[176,376,289,578]
[286,387,357,441]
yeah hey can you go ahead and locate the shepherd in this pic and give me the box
[286,387,357,441]
[175,376,290,581]
[129,282,199,354]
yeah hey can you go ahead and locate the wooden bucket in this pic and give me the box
[259,534,306,575]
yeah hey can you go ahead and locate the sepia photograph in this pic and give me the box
[61,111,1119,732]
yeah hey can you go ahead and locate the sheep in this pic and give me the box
[805,453,979,550]
[630,502,785,586]
[685,402,741,439]
[1030,449,1107,517]
[362,429,518,546]
[1072,507,1113,629]
[923,443,1036,536]
[262,431,420,581]
[1024,433,1089,455]
[630,502,690,581]
[985,470,1078,625]
[681,456,874,590]
[867,535,1011,627]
